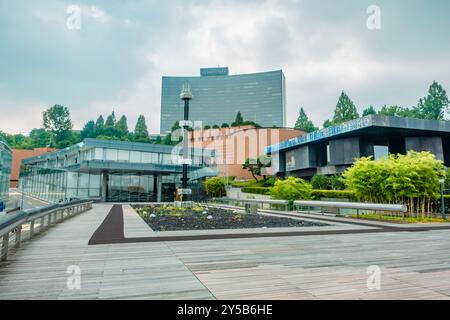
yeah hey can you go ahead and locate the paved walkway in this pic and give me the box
[1,203,450,299]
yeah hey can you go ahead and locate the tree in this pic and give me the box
[134,115,149,142]
[212,124,220,129]
[81,120,96,139]
[294,107,317,132]
[204,177,226,198]
[415,81,449,120]
[332,91,359,125]
[29,128,52,147]
[221,123,230,128]
[232,111,244,126]
[270,177,313,201]
[362,106,377,116]
[378,105,416,118]
[42,104,73,147]
[105,111,116,128]
[115,115,129,136]
[323,119,333,128]
[95,115,105,136]
[242,156,272,181]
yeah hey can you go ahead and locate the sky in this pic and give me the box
[1,0,450,135]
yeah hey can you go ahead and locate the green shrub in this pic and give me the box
[311,189,357,200]
[342,151,444,217]
[311,175,346,190]
[270,177,312,201]
[203,177,226,198]
[241,186,271,195]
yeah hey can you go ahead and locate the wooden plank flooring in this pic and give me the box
[1,203,450,299]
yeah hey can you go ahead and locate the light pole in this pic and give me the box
[179,84,193,202]
[439,171,446,219]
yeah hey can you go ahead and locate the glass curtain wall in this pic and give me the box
[106,173,157,202]
[20,166,67,203]
[0,142,12,203]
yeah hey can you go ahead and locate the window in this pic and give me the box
[130,151,141,163]
[374,145,389,160]
[326,145,331,163]
[118,150,129,162]
[94,148,103,160]
[105,149,118,161]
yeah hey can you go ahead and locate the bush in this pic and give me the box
[241,187,271,195]
[342,151,444,217]
[311,175,346,190]
[311,190,357,200]
[270,177,312,201]
[203,177,226,198]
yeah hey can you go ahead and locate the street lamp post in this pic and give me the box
[179,84,193,202]
[439,172,446,219]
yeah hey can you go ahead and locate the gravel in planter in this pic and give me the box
[132,204,326,231]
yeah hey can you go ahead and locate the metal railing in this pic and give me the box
[294,200,407,217]
[0,200,93,261]
[210,198,290,211]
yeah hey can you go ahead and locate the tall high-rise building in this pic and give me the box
[160,67,286,133]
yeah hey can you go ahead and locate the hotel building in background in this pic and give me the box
[160,67,286,133]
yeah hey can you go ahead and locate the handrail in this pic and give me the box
[0,200,93,261]
[213,198,289,205]
[293,200,407,212]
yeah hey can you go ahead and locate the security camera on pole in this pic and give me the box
[178,84,193,204]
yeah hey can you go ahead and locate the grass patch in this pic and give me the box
[348,213,449,224]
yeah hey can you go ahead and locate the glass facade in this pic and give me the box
[0,141,12,203]
[20,138,217,203]
[160,68,286,133]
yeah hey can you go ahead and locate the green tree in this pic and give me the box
[81,120,96,139]
[204,177,226,198]
[323,119,333,128]
[231,111,244,126]
[378,105,416,118]
[42,104,73,147]
[29,128,52,147]
[294,107,317,132]
[332,91,359,125]
[242,156,272,181]
[415,81,449,120]
[105,111,116,128]
[221,123,230,128]
[115,115,129,137]
[362,106,377,116]
[134,115,149,142]
[270,177,313,201]
[94,115,105,136]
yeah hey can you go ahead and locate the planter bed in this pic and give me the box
[132,204,326,231]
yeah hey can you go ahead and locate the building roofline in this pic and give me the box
[162,69,283,80]
[266,115,450,154]
[0,140,12,154]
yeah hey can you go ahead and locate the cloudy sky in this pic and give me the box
[1,0,449,135]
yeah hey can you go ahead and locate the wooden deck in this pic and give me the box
[1,203,450,300]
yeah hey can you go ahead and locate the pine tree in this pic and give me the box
[115,115,129,136]
[232,111,244,126]
[294,107,317,132]
[95,115,105,136]
[134,115,149,142]
[332,91,359,124]
[415,81,449,120]
[105,111,116,128]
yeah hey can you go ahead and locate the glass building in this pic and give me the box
[160,67,286,133]
[0,141,12,204]
[20,138,217,203]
